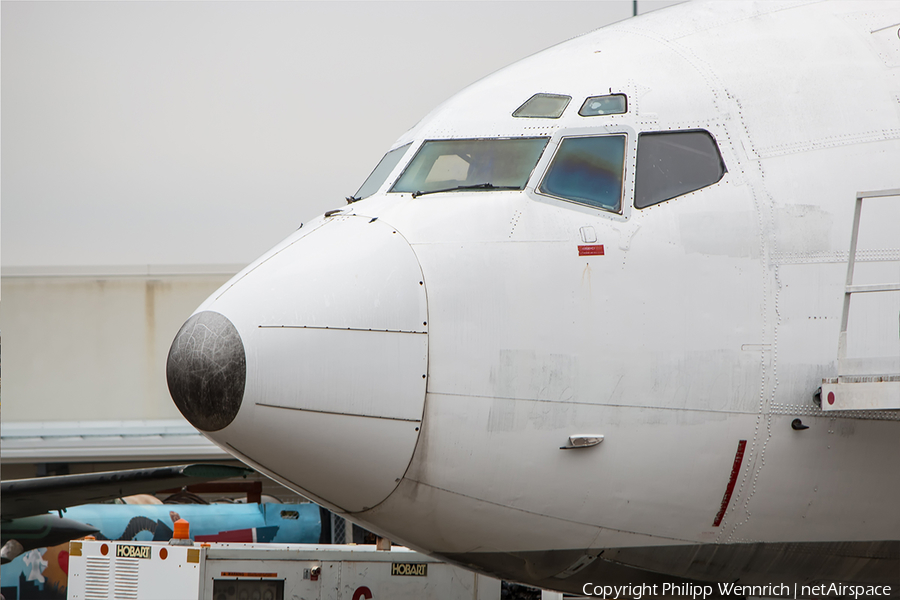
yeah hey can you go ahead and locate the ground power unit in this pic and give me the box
[66,539,504,600]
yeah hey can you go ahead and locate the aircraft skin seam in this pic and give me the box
[712,87,767,544]
[625,0,821,44]
[340,215,433,519]
[738,84,770,547]
[425,391,764,415]
[769,403,900,420]
[724,120,782,545]
[771,248,900,265]
[258,325,427,335]
[409,239,581,248]
[255,403,422,423]
[615,27,731,119]
[401,478,696,546]
[754,128,900,158]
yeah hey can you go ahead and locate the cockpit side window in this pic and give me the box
[538,135,626,213]
[634,131,725,209]
[355,143,412,199]
[578,94,627,116]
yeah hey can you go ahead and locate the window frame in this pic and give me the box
[512,93,573,119]
[578,94,628,117]
[387,136,551,196]
[354,142,413,200]
[633,129,727,209]
[530,125,637,221]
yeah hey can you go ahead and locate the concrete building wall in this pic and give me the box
[0,266,316,503]
[2,267,236,423]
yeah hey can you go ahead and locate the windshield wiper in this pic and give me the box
[411,183,521,198]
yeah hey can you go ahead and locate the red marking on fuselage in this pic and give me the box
[578,245,605,256]
[713,440,747,527]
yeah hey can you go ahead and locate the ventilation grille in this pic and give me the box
[84,556,110,600]
[114,557,140,600]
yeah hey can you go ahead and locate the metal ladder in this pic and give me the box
[821,188,900,411]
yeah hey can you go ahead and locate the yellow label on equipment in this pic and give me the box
[69,542,82,557]
[391,563,427,576]
[187,549,200,563]
[116,545,151,559]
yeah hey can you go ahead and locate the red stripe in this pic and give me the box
[712,440,747,527]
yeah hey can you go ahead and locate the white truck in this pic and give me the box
[66,539,515,600]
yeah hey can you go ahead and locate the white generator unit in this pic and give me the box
[66,539,503,600]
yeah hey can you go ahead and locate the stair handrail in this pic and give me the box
[837,188,900,366]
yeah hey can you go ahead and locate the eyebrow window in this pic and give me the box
[390,138,549,196]
[539,135,626,213]
[354,143,412,199]
[579,94,627,116]
[513,94,572,119]
[634,131,725,208]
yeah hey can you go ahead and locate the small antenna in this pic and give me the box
[633,0,638,17]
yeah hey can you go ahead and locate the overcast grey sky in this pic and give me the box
[2,1,682,268]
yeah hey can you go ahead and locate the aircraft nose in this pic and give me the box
[166,311,246,432]
[174,214,428,513]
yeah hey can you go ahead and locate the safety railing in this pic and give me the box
[837,188,900,373]
[824,189,900,411]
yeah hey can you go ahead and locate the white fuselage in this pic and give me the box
[168,1,900,593]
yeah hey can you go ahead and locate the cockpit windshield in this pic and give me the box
[390,138,549,196]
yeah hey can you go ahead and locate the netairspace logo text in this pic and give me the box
[580,582,894,599]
